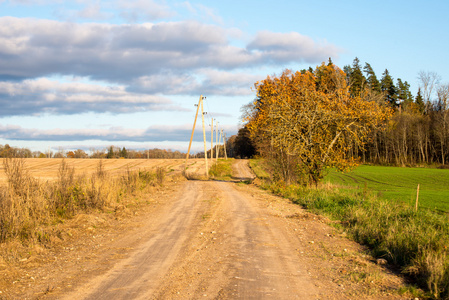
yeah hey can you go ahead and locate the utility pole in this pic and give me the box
[215,123,219,160]
[210,118,214,159]
[200,97,208,179]
[185,95,202,169]
[222,130,228,160]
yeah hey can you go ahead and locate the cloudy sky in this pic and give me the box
[1,0,448,153]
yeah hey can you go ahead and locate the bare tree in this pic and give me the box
[434,83,449,164]
[418,70,441,103]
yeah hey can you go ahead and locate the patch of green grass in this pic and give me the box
[324,165,449,212]
[249,158,270,180]
[209,159,233,180]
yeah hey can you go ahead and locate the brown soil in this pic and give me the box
[0,159,409,299]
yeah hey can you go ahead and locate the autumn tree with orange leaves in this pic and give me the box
[245,62,392,185]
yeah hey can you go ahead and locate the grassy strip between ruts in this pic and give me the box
[208,158,233,181]
[249,159,449,299]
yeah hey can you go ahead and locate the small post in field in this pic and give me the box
[415,184,420,212]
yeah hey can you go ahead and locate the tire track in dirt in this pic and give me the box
[60,181,204,300]
[215,181,317,299]
[58,162,318,299]
[231,159,255,181]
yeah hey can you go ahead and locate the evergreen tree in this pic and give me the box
[234,126,255,158]
[107,146,114,159]
[415,87,425,113]
[348,57,366,97]
[343,64,352,84]
[381,69,398,107]
[120,147,128,158]
[363,62,381,93]
[396,78,413,105]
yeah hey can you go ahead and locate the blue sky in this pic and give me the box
[0,0,448,154]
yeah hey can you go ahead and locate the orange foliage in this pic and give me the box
[246,63,392,185]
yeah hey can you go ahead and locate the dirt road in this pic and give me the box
[59,160,317,299]
[6,159,405,299]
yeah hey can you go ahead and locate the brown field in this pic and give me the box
[0,158,208,183]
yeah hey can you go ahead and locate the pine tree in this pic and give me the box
[363,62,381,93]
[396,78,413,105]
[348,57,366,97]
[343,65,352,84]
[381,69,397,107]
[415,87,425,113]
[120,147,128,158]
[107,146,114,159]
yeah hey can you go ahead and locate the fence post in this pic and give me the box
[415,184,420,212]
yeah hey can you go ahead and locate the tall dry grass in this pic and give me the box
[0,157,165,244]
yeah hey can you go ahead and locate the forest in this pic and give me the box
[240,58,448,185]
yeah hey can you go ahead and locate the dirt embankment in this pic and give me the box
[1,160,407,299]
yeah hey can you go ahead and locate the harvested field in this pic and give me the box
[0,158,208,183]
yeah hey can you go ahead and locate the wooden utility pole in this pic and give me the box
[215,123,219,160]
[185,95,203,169]
[200,97,208,178]
[222,130,227,159]
[210,118,214,159]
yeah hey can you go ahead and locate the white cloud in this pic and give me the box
[248,31,340,63]
[117,0,175,22]
[0,16,341,117]
[0,17,339,83]
[130,69,260,96]
[0,123,208,142]
[0,78,177,116]
[75,2,112,20]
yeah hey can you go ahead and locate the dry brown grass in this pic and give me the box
[0,158,207,246]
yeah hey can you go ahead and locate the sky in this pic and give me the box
[0,0,448,154]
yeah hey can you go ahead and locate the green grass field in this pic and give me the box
[324,165,449,212]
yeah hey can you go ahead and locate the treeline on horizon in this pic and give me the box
[239,57,449,167]
[0,144,238,159]
[0,144,187,159]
